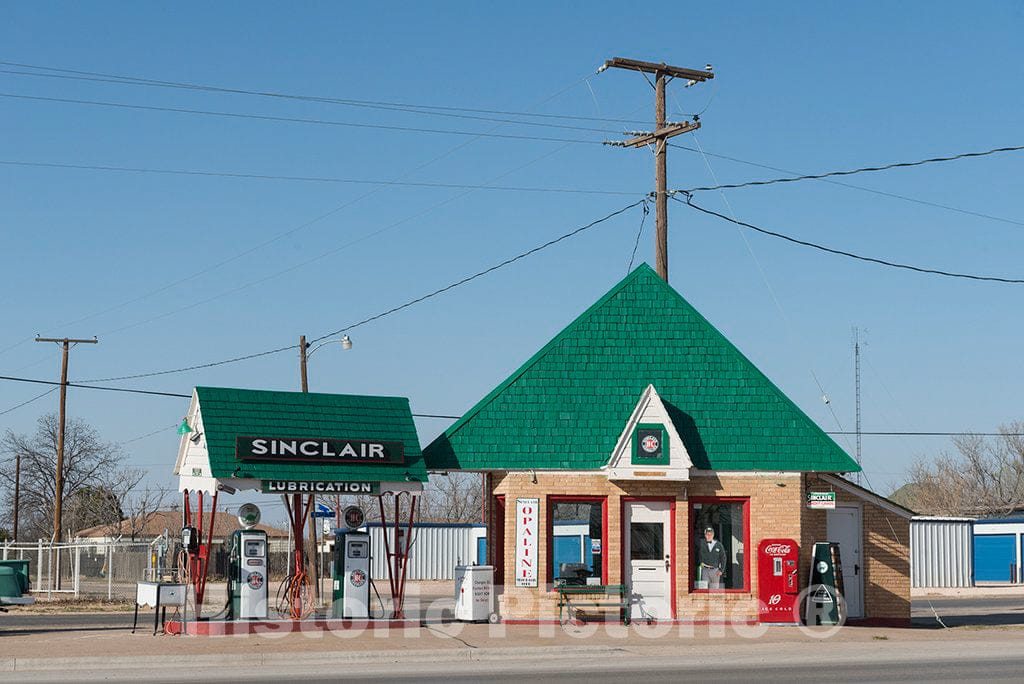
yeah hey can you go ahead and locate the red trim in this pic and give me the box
[620,496,677,619]
[166,619,422,635]
[687,496,751,594]
[546,495,608,589]
[493,495,506,587]
[501,618,760,626]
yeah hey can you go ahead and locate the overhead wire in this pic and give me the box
[0,386,57,416]
[669,143,1024,229]
[685,132,857,455]
[1,374,1014,438]
[74,198,646,382]
[0,68,620,134]
[1,71,609,354]
[0,159,642,196]
[0,59,653,125]
[0,92,611,145]
[677,144,1024,194]
[676,193,1024,284]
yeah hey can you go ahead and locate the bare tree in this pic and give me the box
[904,422,1024,517]
[0,413,137,540]
[419,472,483,523]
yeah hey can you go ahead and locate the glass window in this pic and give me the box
[550,499,605,585]
[691,500,747,591]
[630,522,664,560]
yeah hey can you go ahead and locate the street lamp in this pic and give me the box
[295,332,353,607]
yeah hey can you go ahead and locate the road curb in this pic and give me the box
[2,644,625,672]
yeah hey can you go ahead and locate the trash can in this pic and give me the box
[454,565,497,623]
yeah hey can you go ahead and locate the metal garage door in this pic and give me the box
[974,534,1015,582]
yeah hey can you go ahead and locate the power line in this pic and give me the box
[75,199,645,382]
[78,345,298,383]
[0,60,653,126]
[677,194,1024,284]
[1,374,1012,438]
[669,142,1024,229]
[0,375,190,398]
[1,73,619,356]
[676,144,1024,194]
[0,386,57,416]
[0,68,617,134]
[306,199,646,343]
[0,92,609,145]
[0,159,641,197]
[827,431,1024,437]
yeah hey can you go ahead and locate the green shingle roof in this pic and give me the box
[423,264,859,473]
[196,387,427,482]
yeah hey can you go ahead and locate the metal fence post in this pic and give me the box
[37,539,43,593]
[107,542,113,600]
[74,544,81,598]
[2,543,7,560]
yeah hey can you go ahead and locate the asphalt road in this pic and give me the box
[9,653,1024,683]
[5,594,1022,631]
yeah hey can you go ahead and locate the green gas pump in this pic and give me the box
[805,541,846,626]
[331,529,371,619]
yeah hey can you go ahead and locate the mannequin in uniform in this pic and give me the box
[698,526,726,589]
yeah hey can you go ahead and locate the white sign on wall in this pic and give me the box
[515,498,540,588]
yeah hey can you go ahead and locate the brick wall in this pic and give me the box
[803,475,911,622]
[487,472,910,623]
[489,472,803,621]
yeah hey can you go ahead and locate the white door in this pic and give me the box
[625,501,672,620]
[826,506,864,618]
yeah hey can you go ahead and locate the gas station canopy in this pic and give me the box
[174,387,427,495]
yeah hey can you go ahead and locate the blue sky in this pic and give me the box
[2,2,1022,518]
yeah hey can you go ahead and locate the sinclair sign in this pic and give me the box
[236,436,404,465]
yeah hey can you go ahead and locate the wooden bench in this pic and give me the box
[556,584,630,624]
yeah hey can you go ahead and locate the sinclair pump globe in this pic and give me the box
[237,503,261,529]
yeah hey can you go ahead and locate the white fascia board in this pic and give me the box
[175,389,215,489]
[820,474,914,519]
[605,384,691,481]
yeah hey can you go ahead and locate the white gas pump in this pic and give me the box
[229,504,268,620]
[332,530,371,619]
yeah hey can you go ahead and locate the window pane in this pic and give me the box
[692,502,746,590]
[630,522,664,560]
[551,501,603,584]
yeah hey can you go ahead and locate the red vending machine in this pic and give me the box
[757,538,800,624]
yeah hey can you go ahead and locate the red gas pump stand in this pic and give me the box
[757,538,800,624]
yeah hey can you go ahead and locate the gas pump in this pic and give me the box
[228,504,268,620]
[332,530,371,618]
[757,538,800,624]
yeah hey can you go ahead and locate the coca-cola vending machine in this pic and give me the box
[757,538,800,624]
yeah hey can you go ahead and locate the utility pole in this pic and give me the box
[12,453,20,543]
[600,57,714,281]
[34,337,97,554]
[853,327,863,486]
[298,335,319,604]
[35,335,97,590]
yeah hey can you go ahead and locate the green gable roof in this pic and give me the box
[423,264,859,473]
[196,387,427,482]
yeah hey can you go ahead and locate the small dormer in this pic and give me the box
[605,384,691,481]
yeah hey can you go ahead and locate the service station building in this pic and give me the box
[424,265,913,625]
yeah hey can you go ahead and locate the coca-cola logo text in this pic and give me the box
[764,543,792,556]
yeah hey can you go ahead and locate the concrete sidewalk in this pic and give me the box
[3,612,1023,672]
[3,624,1024,675]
